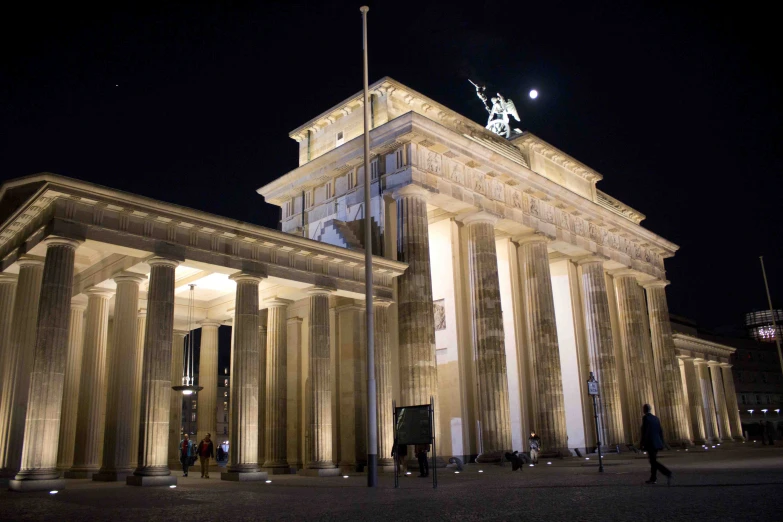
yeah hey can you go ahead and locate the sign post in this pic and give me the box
[393,398,437,489]
[587,372,604,473]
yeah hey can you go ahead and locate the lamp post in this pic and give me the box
[586,372,604,473]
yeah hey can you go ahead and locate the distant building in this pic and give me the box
[177,368,231,445]
[745,309,783,343]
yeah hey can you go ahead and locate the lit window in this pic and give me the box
[223,401,228,411]
[336,131,345,147]
[191,413,196,422]
[224,391,228,397]
[192,400,197,410]
[224,379,229,387]
[396,149,404,169]
[224,368,228,375]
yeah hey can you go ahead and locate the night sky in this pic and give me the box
[1,1,780,332]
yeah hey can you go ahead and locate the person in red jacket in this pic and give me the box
[197,433,215,478]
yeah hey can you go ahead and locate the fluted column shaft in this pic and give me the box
[57,302,87,470]
[197,321,220,444]
[14,238,79,484]
[131,257,179,479]
[0,276,17,453]
[67,287,114,477]
[720,365,743,440]
[167,330,187,469]
[518,237,568,453]
[613,274,656,443]
[682,357,707,444]
[97,273,146,480]
[307,288,334,468]
[263,301,289,468]
[374,301,394,467]
[1,260,44,478]
[130,311,146,469]
[257,309,268,466]
[645,282,690,445]
[579,259,625,447]
[466,216,511,461]
[708,362,732,441]
[394,187,438,415]
[226,273,263,474]
[696,360,719,443]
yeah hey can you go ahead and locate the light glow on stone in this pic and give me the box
[529,89,538,99]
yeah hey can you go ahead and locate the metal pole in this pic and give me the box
[593,394,604,472]
[361,5,377,488]
[760,256,783,377]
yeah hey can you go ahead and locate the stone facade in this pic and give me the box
[0,78,741,490]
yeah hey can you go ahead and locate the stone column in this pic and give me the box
[613,271,657,444]
[682,357,707,444]
[720,364,744,441]
[696,359,719,444]
[167,330,188,471]
[463,213,511,462]
[0,274,16,408]
[221,272,266,481]
[708,362,732,442]
[257,309,268,467]
[56,300,87,470]
[0,258,44,479]
[374,299,394,468]
[578,257,625,447]
[131,310,146,469]
[305,287,338,474]
[66,287,114,478]
[95,273,146,481]
[196,321,221,445]
[128,257,179,487]
[644,281,690,445]
[517,235,568,454]
[10,238,80,492]
[393,185,438,421]
[263,299,291,471]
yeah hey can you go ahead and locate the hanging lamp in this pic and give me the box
[172,283,203,395]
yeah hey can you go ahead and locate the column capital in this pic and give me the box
[706,360,722,368]
[513,232,552,246]
[575,254,609,267]
[137,309,147,318]
[642,279,670,290]
[264,297,294,308]
[0,272,18,283]
[146,256,180,269]
[85,286,115,299]
[229,271,265,284]
[391,183,433,201]
[608,268,655,284]
[173,329,190,337]
[16,256,45,269]
[457,210,500,226]
[305,286,335,297]
[200,319,223,328]
[43,236,82,249]
[720,362,733,368]
[71,296,88,311]
[113,272,147,285]
[373,297,394,308]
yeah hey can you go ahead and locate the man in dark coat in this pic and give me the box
[640,404,673,485]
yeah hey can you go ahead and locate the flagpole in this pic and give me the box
[361,5,378,488]
[760,256,783,376]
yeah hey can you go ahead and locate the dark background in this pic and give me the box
[1,0,780,332]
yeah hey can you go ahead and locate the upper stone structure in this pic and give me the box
[258,77,676,282]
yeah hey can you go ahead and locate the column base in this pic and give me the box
[260,467,293,475]
[221,471,268,482]
[64,470,95,479]
[9,478,66,492]
[297,468,341,477]
[93,471,133,482]
[126,475,177,487]
[733,436,746,442]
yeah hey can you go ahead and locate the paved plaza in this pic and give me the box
[1,444,781,521]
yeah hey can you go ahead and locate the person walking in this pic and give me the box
[415,443,430,478]
[197,433,215,478]
[392,442,407,476]
[528,431,541,464]
[180,433,195,477]
[640,404,673,485]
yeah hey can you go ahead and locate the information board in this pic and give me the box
[395,405,432,445]
[587,380,599,396]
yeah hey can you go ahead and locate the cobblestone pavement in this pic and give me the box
[1,444,781,521]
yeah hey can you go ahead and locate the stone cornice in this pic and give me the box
[673,333,736,360]
[0,174,407,300]
[512,133,603,184]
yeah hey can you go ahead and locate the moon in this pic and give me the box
[529,89,538,99]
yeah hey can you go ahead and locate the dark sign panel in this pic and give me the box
[395,405,432,445]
